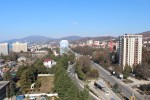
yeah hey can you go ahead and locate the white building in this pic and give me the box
[43,59,56,68]
[12,42,28,52]
[17,56,27,62]
[43,59,52,68]
[0,43,9,55]
[60,40,69,54]
[94,41,100,46]
[119,34,142,69]
[87,40,93,46]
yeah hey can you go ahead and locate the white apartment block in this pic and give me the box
[87,40,93,46]
[119,34,142,69]
[12,42,28,52]
[0,43,9,55]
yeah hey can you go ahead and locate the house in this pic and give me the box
[17,56,26,62]
[8,61,16,67]
[43,59,52,68]
[43,59,57,68]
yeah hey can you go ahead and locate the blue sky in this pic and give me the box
[0,0,150,40]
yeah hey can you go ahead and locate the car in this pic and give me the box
[111,98,115,100]
[29,96,36,100]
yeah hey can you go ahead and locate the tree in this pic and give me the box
[68,53,75,64]
[78,56,91,74]
[87,69,99,79]
[53,56,89,100]
[3,71,16,98]
[16,65,27,79]
[20,69,33,93]
[123,65,132,79]
[76,65,86,80]
[80,88,90,100]
[35,80,41,90]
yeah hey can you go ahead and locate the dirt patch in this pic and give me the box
[37,76,54,93]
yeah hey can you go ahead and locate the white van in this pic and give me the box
[29,96,36,100]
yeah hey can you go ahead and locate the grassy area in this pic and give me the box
[123,79,133,84]
[37,76,54,93]
[17,76,54,93]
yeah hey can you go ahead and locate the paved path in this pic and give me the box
[127,77,150,87]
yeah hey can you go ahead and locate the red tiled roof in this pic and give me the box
[44,59,52,62]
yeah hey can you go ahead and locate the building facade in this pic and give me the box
[119,34,142,69]
[60,40,69,54]
[12,42,27,52]
[86,40,93,46]
[0,81,9,100]
[0,43,9,55]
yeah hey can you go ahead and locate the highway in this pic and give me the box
[92,62,149,100]
[69,49,150,100]
[67,64,101,100]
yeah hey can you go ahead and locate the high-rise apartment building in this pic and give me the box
[0,43,9,55]
[87,40,93,46]
[119,34,142,69]
[12,42,28,52]
[60,40,69,54]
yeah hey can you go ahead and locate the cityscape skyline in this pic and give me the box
[0,0,150,41]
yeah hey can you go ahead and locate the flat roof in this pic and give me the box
[0,81,9,89]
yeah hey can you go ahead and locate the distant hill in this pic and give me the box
[60,36,83,41]
[1,35,55,44]
[1,35,83,44]
[140,31,150,37]
[77,36,117,42]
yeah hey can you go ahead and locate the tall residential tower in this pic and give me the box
[12,42,28,52]
[0,43,9,55]
[60,40,69,54]
[119,34,142,69]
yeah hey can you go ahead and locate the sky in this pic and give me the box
[0,0,150,41]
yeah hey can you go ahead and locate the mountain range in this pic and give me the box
[1,35,83,44]
[1,31,150,44]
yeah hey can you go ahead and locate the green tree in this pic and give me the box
[123,65,132,79]
[87,69,99,79]
[80,88,90,100]
[68,53,75,64]
[3,71,16,98]
[16,65,27,79]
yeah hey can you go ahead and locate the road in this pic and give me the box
[92,62,150,100]
[67,64,101,100]
[88,80,121,100]
[69,50,150,100]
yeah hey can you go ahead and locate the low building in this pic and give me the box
[94,41,100,46]
[86,40,93,46]
[17,56,27,62]
[8,61,16,67]
[43,59,56,68]
[43,59,52,68]
[0,81,9,100]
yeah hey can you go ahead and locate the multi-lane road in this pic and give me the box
[69,50,150,100]
[92,62,150,100]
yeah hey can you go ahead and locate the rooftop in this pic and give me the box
[44,59,52,62]
[0,81,9,90]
